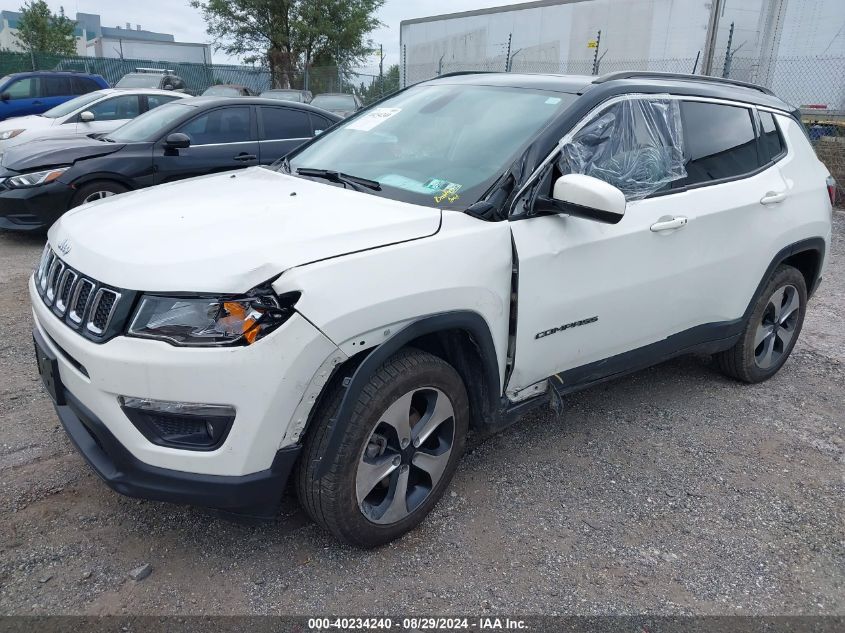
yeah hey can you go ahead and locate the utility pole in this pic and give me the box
[702,0,726,75]
[591,29,602,75]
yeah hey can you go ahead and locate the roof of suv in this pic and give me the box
[424,71,796,113]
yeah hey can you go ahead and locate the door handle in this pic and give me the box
[760,191,787,205]
[32,100,42,105]
[233,153,257,162]
[650,216,688,232]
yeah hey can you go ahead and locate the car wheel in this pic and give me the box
[716,265,807,383]
[297,348,469,548]
[70,181,129,208]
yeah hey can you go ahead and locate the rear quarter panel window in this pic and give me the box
[759,111,786,163]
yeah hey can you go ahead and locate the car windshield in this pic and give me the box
[107,102,193,143]
[262,91,302,102]
[311,94,356,110]
[288,84,576,210]
[116,74,161,89]
[204,85,241,97]
[41,91,105,118]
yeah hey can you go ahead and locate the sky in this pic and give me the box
[34,0,522,68]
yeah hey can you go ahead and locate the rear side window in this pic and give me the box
[310,113,333,135]
[43,76,72,97]
[260,106,312,140]
[679,101,758,186]
[72,76,101,95]
[146,94,181,110]
[759,112,786,163]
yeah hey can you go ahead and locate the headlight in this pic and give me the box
[7,166,69,188]
[127,288,299,347]
[0,129,24,141]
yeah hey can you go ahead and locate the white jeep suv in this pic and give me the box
[31,72,834,547]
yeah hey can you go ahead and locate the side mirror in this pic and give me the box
[0,92,9,102]
[164,132,191,149]
[538,174,626,224]
[79,110,95,123]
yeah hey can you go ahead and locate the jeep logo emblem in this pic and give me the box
[57,239,71,255]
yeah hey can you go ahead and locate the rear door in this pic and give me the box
[257,105,313,163]
[153,105,259,184]
[40,76,73,112]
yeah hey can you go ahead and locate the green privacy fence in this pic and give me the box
[0,51,385,101]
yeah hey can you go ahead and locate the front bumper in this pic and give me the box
[0,180,75,231]
[55,371,300,518]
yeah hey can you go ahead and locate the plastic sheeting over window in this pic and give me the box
[559,96,686,200]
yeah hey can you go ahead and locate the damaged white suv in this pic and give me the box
[32,72,834,547]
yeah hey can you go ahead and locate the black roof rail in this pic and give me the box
[592,71,775,96]
[434,71,497,78]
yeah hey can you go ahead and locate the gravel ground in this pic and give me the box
[0,213,842,616]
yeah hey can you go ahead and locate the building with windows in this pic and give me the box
[0,10,211,64]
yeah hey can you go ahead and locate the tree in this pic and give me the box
[358,63,399,104]
[191,0,384,89]
[14,1,77,57]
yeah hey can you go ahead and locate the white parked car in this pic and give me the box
[0,88,190,151]
[31,72,834,547]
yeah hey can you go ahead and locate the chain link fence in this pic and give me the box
[0,51,386,103]
[403,54,844,201]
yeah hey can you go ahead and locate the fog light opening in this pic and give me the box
[118,396,236,451]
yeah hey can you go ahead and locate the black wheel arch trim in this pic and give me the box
[313,311,501,479]
[747,237,826,311]
[69,173,134,195]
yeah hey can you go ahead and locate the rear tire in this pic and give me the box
[716,265,807,383]
[70,181,129,208]
[296,348,469,548]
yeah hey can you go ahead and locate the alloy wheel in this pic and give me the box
[754,284,800,369]
[83,191,115,203]
[356,387,456,525]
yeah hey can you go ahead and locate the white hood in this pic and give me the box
[49,167,442,293]
[0,114,55,132]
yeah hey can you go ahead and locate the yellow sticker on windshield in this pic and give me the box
[434,184,462,204]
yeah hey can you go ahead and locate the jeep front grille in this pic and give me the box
[34,245,133,343]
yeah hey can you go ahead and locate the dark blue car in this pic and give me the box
[0,71,109,121]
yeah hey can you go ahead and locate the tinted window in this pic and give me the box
[146,94,181,110]
[260,106,311,139]
[72,76,101,95]
[310,113,332,135]
[759,112,785,162]
[43,76,72,97]
[178,106,252,144]
[88,94,141,121]
[679,101,758,186]
[5,77,37,99]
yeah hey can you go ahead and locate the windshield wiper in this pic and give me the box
[296,167,381,192]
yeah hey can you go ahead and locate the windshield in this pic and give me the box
[262,90,302,102]
[311,94,356,110]
[116,74,160,89]
[107,102,194,143]
[204,85,241,97]
[288,84,575,210]
[42,91,105,118]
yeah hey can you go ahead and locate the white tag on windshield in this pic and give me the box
[346,107,402,131]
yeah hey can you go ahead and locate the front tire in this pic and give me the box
[70,181,129,208]
[297,348,469,548]
[716,265,807,383]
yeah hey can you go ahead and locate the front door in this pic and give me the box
[153,105,259,184]
[507,95,772,396]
